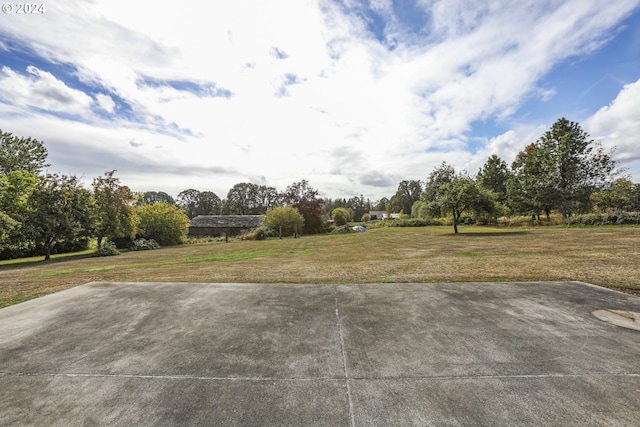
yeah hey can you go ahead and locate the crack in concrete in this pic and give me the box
[334,285,355,427]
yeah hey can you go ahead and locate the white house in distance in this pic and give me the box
[368,211,400,220]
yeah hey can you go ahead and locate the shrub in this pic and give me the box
[361,213,371,222]
[501,214,564,227]
[94,241,120,257]
[565,212,640,226]
[129,238,160,251]
[135,202,190,246]
[241,225,275,240]
[331,208,352,226]
[331,225,355,234]
[112,235,134,249]
[265,206,304,237]
[367,218,435,228]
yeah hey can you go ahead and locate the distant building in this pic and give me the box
[368,211,400,220]
[188,215,264,237]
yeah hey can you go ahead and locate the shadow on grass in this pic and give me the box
[0,252,96,271]
[448,231,532,237]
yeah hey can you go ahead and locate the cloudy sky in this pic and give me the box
[1,1,639,200]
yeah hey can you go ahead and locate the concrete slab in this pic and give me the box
[1,281,640,426]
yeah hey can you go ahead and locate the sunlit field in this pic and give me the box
[1,225,639,308]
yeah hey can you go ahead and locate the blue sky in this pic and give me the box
[1,0,639,200]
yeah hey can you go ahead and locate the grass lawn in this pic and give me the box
[1,225,639,308]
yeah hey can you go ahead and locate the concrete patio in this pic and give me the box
[1,281,639,426]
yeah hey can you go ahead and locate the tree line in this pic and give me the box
[0,128,328,259]
[2,117,638,258]
[326,118,638,232]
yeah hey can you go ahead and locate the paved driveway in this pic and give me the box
[1,281,640,426]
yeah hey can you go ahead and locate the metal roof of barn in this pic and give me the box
[189,215,265,228]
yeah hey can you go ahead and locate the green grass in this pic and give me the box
[2,225,640,308]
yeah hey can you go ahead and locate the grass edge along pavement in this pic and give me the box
[1,225,640,308]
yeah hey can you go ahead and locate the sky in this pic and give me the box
[1,0,639,201]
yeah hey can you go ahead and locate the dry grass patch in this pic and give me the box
[1,225,640,307]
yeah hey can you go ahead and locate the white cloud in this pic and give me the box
[0,66,92,116]
[585,78,640,174]
[465,125,547,175]
[95,94,116,113]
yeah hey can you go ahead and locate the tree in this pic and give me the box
[177,189,201,218]
[225,182,272,215]
[590,177,634,212]
[178,189,222,218]
[420,162,456,218]
[137,191,175,205]
[508,118,618,219]
[92,170,136,246]
[331,207,352,226]
[280,180,324,234]
[0,130,50,175]
[541,118,616,216]
[372,197,389,211]
[0,170,37,257]
[264,206,304,237]
[255,185,280,213]
[0,170,37,221]
[347,195,370,222]
[27,174,94,260]
[421,163,495,233]
[391,180,423,215]
[198,191,222,215]
[0,211,19,248]
[135,202,190,246]
[437,173,495,234]
[507,143,557,220]
[631,183,640,212]
[477,155,511,205]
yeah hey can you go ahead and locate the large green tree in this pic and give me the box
[541,118,616,215]
[0,130,50,175]
[92,170,136,246]
[198,191,222,215]
[0,170,37,222]
[27,174,94,260]
[0,171,38,258]
[225,183,277,215]
[177,189,222,218]
[138,191,175,206]
[419,163,495,233]
[419,162,456,218]
[477,155,511,205]
[391,180,423,215]
[507,143,557,220]
[508,118,617,219]
[438,173,495,234]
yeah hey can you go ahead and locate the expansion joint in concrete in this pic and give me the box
[334,285,355,427]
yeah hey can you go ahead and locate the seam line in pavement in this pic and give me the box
[334,285,356,427]
[2,372,639,381]
[0,372,345,381]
